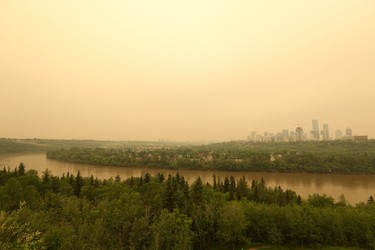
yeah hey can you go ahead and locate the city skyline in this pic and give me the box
[247,119,370,142]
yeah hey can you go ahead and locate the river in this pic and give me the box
[1,153,374,204]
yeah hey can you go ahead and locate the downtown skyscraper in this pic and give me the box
[321,123,330,140]
[311,119,320,140]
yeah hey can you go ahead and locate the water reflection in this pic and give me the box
[1,153,374,204]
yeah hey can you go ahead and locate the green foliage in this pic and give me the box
[0,138,194,156]
[0,139,46,154]
[152,209,193,250]
[0,202,44,250]
[217,201,247,247]
[0,164,374,249]
[308,194,335,208]
[47,140,375,173]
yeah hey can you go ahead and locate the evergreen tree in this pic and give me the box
[74,171,84,197]
[191,177,203,205]
[368,195,374,204]
[236,176,248,200]
[229,176,236,201]
[223,177,230,193]
[163,175,176,212]
[18,163,26,176]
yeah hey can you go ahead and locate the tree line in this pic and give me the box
[0,163,375,249]
[47,140,375,173]
[0,138,46,154]
[0,138,195,155]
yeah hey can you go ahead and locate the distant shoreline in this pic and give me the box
[46,153,375,175]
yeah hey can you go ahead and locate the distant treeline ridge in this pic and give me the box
[47,140,375,173]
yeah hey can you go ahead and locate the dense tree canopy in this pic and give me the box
[47,140,375,173]
[0,139,46,154]
[0,164,375,249]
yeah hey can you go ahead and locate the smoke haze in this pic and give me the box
[1,1,374,141]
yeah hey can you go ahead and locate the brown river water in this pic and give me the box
[1,153,374,205]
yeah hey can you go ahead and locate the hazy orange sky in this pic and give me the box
[1,1,374,141]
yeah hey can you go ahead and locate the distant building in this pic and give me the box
[311,119,320,140]
[281,129,289,141]
[321,123,329,140]
[282,129,289,137]
[289,131,296,142]
[249,131,257,141]
[353,135,368,141]
[275,132,285,142]
[295,127,304,141]
[342,127,353,140]
[335,129,343,140]
[246,123,368,143]
[345,127,352,137]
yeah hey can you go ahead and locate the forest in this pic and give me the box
[0,138,47,155]
[0,164,374,249]
[0,138,192,155]
[47,140,375,173]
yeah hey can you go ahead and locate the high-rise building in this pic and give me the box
[295,127,304,141]
[335,129,343,140]
[289,131,296,141]
[311,119,320,140]
[321,123,329,140]
[282,129,289,139]
[345,127,352,136]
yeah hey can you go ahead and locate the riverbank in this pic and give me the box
[1,153,375,204]
[48,155,375,175]
[46,140,375,173]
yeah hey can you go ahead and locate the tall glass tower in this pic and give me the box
[321,123,329,140]
[312,119,320,140]
[296,127,304,141]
